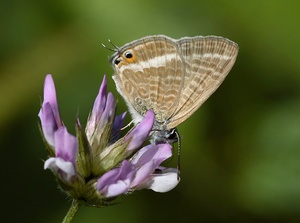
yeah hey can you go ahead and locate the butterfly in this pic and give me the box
[108,35,238,144]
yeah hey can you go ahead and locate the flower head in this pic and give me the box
[39,74,179,208]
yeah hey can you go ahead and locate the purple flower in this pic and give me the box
[44,126,78,182]
[130,144,179,192]
[38,75,78,183]
[96,143,179,198]
[85,75,110,142]
[96,160,136,197]
[110,112,127,142]
[38,74,63,147]
[97,110,155,174]
[39,74,178,207]
[125,110,155,151]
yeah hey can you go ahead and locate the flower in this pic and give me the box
[44,126,78,183]
[38,75,63,150]
[96,143,179,197]
[39,74,179,208]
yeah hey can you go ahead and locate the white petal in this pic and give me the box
[135,168,180,193]
[44,157,76,181]
[55,158,76,180]
[148,171,180,193]
[44,157,58,171]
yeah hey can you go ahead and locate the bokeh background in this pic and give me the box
[1,0,300,222]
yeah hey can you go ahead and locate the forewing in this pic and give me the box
[167,36,239,129]
[112,35,185,125]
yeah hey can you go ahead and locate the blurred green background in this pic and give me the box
[1,0,300,222]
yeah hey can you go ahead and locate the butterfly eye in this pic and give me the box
[114,58,121,65]
[125,51,133,59]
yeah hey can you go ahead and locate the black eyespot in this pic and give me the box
[125,51,133,59]
[114,58,120,65]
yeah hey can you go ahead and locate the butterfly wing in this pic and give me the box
[112,35,185,127]
[167,36,239,129]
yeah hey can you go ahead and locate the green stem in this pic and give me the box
[62,199,81,223]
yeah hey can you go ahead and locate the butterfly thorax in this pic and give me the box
[150,128,179,144]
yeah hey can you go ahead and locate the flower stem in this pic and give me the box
[62,199,81,223]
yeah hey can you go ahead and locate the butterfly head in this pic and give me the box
[110,49,137,68]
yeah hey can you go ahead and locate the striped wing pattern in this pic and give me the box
[111,35,238,130]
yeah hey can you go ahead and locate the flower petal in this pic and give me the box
[38,103,58,146]
[96,160,136,197]
[38,74,63,146]
[93,75,107,114]
[54,126,78,166]
[131,143,172,166]
[44,157,76,182]
[142,168,179,193]
[104,179,132,198]
[125,110,155,151]
[110,112,127,142]
[86,75,107,139]
[42,74,62,126]
[98,92,115,131]
[130,143,172,188]
[113,112,127,132]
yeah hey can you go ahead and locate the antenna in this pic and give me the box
[101,39,119,52]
